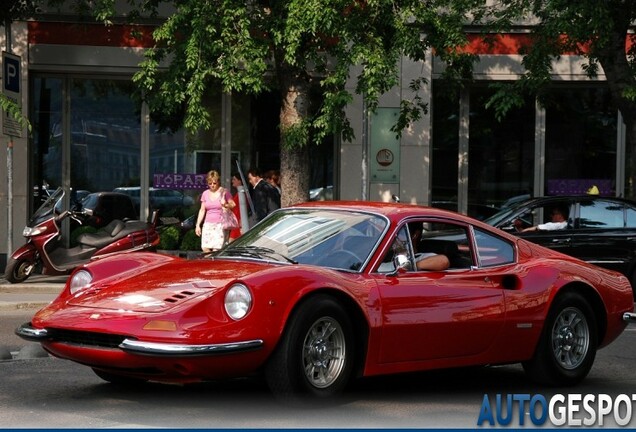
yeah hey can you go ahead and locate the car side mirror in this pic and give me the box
[387,254,411,276]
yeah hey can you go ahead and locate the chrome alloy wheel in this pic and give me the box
[551,306,590,370]
[302,317,346,389]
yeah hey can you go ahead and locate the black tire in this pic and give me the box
[92,368,148,387]
[265,294,355,401]
[523,292,597,386]
[4,257,34,284]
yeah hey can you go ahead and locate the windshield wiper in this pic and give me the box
[223,246,297,264]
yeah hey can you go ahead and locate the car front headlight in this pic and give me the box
[69,269,93,294]
[224,283,252,320]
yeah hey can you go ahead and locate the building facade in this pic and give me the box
[0,18,627,268]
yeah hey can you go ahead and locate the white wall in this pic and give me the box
[0,22,30,261]
[340,53,433,204]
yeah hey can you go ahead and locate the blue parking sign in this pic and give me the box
[3,51,22,137]
[3,52,20,94]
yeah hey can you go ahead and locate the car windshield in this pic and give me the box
[216,208,388,271]
[483,204,523,227]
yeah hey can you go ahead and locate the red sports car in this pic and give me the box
[17,201,636,399]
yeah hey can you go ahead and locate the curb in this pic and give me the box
[0,301,53,311]
[0,277,65,311]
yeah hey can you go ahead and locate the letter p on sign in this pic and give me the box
[3,52,20,94]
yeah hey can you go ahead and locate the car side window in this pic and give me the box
[512,202,571,231]
[418,222,473,270]
[377,226,413,273]
[579,199,624,229]
[474,229,515,267]
[377,221,474,273]
[626,206,636,227]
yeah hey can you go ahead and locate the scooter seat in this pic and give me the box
[78,219,149,249]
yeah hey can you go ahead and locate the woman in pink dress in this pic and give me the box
[195,170,235,252]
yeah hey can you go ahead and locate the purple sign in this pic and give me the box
[547,179,613,196]
[153,173,207,189]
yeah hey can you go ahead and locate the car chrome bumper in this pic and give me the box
[119,338,264,356]
[623,312,636,323]
[15,323,49,341]
[15,322,264,356]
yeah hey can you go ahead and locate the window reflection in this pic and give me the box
[544,87,617,196]
[468,87,535,208]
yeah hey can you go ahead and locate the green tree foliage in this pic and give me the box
[479,0,636,198]
[14,1,636,199]
[179,229,201,251]
[0,95,29,132]
[74,0,481,205]
[158,225,180,250]
[0,0,38,24]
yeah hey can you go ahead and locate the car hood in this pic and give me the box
[67,258,274,313]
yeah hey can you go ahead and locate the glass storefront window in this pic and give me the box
[432,83,535,213]
[468,87,535,207]
[544,86,617,196]
[31,77,62,211]
[70,79,139,193]
[30,75,335,231]
[431,82,459,203]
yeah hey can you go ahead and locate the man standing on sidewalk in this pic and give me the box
[246,167,281,225]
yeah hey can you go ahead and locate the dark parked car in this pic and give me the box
[485,195,636,289]
[113,187,195,216]
[431,201,500,221]
[77,191,138,228]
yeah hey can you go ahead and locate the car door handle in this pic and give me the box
[551,238,571,244]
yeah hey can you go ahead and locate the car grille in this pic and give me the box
[46,328,129,348]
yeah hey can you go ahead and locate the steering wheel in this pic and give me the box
[512,217,532,231]
[317,250,364,270]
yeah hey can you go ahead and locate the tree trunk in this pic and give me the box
[280,145,309,206]
[278,75,310,207]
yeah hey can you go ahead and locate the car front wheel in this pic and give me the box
[523,292,597,386]
[265,294,354,400]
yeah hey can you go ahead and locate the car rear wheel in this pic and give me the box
[265,294,354,400]
[523,292,597,386]
[4,257,35,283]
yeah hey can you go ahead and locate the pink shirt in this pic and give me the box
[201,189,232,224]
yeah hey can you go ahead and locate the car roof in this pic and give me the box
[87,191,132,197]
[291,200,481,223]
[507,195,636,208]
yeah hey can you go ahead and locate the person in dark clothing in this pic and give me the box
[247,167,281,223]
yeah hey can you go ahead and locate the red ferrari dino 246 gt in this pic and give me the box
[17,201,636,398]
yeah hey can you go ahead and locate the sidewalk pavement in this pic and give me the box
[0,275,67,311]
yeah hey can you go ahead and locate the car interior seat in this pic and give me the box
[418,239,471,269]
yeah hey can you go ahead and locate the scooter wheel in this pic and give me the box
[4,257,34,283]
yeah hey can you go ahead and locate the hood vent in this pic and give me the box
[163,290,197,304]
